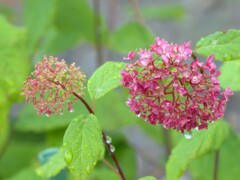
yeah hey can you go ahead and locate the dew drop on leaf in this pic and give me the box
[106,136,112,144]
[85,165,91,174]
[184,131,193,139]
[110,144,115,152]
[64,149,73,165]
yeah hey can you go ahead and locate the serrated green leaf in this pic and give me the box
[0,15,29,102]
[63,114,104,180]
[195,29,240,61]
[37,149,66,178]
[8,167,41,180]
[138,176,157,180]
[23,0,55,54]
[88,61,126,100]
[166,120,229,180]
[109,22,154,53]
[141,5,185,20]
[219,61,240,91]
[189,130,240,180]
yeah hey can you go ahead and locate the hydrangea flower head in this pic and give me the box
[121,37,233,133]
[21,56,86,116]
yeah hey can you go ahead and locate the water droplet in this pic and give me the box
[184,131,193,139]
[106,136,112,144]
[110,145,115,152]
[85,166,91,174]
[64,149,73,165]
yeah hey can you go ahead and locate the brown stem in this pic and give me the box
[93,0,104,66]
[102,158,121,177]
[191,53,198,61]
[129,0,144,24]
[72,92,126,180]
[47,80,126,179]
[213,150,219,180]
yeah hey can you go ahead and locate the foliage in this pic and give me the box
[88,62,126,100]
[166,120,229,180]
[0,0,239,180]
[195,29,240,61]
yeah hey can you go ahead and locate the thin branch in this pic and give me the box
[213,150,219,180]
[48,80,126,179]
[129,0,144,24]
[191,53,198,61]
[102,158,121,177]
[72,91,126,180]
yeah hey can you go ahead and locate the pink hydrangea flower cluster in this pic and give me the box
[121,37,233,133]
[21,56,86,116]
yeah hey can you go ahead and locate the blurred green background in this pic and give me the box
[0,0,240,179]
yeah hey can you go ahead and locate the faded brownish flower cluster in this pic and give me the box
[21,56,86,116]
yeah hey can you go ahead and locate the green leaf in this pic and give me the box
[55,0,94,40]
[0,15,29,102]
[23,0,55,54]
[37,149,66,178]
[137,121,164,144]
[8,167,41,180]
[89,168,119,180]
[219,61,240,91]
[0,133,46,178]
[166,120,229,180]
[189,130,240,180]
[88,61,126,100]
[138,176,157,180]
[42,27,84,54]
[63,114,104,180]
[14,103,74,133]
[0,89,10,150]
[141,5,185,20]
[109,22,154,53]
[195,29,240,61]
[95,89,136,130]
